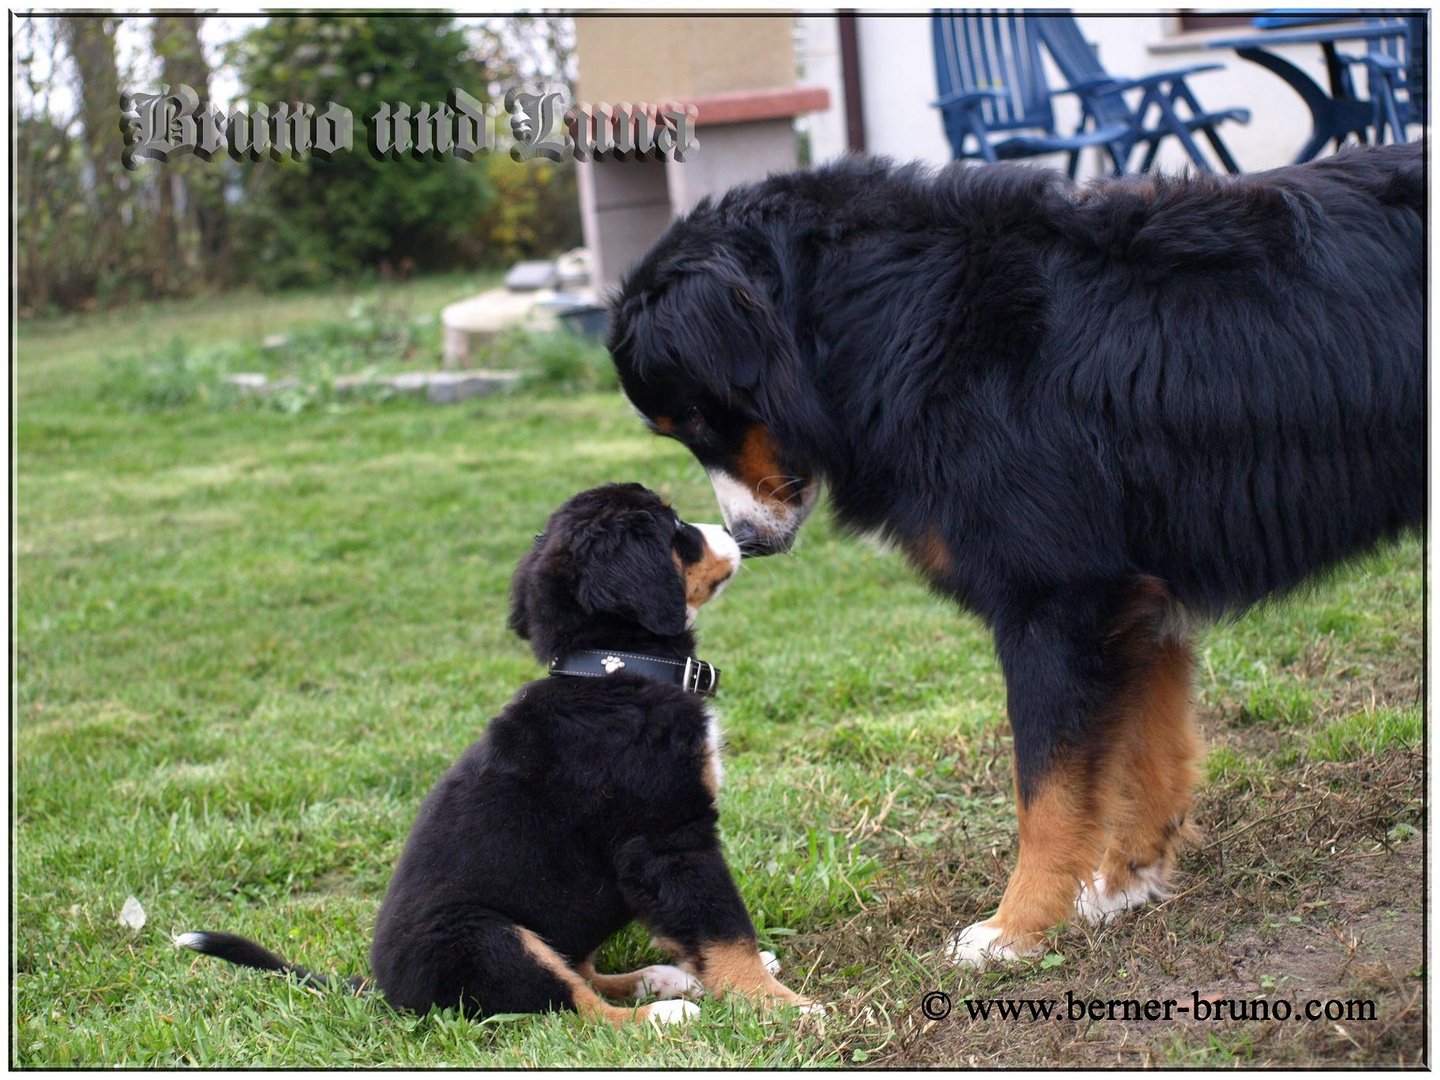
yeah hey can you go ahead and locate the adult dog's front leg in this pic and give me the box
[947,591,1123,965]
[615,829,818,1011]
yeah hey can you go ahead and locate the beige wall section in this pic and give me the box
[573,15,805,290]
[575,16,795,101]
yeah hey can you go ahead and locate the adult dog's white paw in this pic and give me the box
[943,920,1033,967]
[647,999,701,1025]
[759,950,781,976]
[636,965,704,1001]
[1075,866,1168,925]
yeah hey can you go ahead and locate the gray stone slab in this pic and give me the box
[504,260,559,291]
[330,370,521,403]
[424,370,522,403]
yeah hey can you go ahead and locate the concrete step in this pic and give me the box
[222,370,520,404]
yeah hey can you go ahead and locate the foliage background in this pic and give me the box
[15,14,582,313]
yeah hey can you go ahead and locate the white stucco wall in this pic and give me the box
[795,13,1405,179]
[796,15,851,166]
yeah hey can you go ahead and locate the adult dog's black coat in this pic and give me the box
[608,145,1424,960]
[178,485,810,1020]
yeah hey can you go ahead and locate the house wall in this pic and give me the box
[572,15,805,290]
[575,16,796,102]
[798,13,1381,179]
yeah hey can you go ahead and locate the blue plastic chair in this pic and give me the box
[1343,16,1425,144]
[1035,14,1251,174]
[930,12,1131,176]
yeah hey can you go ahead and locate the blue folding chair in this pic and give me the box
[1035,14,1251,174]
[930,12,1131,176]
[1343,16,1425,144]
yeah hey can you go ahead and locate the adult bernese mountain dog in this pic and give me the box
[178,484,817,1023]
[607,144,1425,964]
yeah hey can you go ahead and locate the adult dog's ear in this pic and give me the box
[645,250,802,409]
[572,514,687,637]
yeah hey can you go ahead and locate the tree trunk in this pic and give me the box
[152,15,229,276]
[59,16,124,282]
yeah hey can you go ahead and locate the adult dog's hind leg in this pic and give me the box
[1078,637,1201,924]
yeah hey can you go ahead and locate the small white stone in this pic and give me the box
[118,896,146,930]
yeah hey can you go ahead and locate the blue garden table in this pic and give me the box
[1208,22,1410,162]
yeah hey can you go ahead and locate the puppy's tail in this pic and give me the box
[175,931,369,994]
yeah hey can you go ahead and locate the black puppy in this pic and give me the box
[178,483,815,1024]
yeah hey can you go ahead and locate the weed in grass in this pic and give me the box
[1308,706,1422,762]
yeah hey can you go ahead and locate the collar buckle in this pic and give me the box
[682,656,719,696]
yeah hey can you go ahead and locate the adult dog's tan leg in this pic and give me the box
[948,579,1187,965]
[947,758,1106,962]
[1079,639,1201,922]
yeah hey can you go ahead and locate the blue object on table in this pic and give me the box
[929,12,1131,175]
[1253,14,1361,30]
[1209,19,1420,162]
[1035,13,1250,173]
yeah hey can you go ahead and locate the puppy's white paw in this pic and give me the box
[759,950,781,976]
[636,965,704,1001]
[647,999,700,1025]
[944,920,1032,967]
[797,1000,826,1016]
[1075,866,1168,925]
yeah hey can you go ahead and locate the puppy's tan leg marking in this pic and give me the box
[694,940,820,1012]
[1080,640,1201,922]
[948,759,1104,965]
[517,929,697,1025]
[577,956,703,1001]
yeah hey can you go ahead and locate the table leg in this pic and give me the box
[1234,45,1378,163]
[1235,47,1335,163]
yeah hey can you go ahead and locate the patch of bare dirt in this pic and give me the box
[801,746,1424,1068]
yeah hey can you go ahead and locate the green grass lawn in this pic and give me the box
[14,278,1424,1067]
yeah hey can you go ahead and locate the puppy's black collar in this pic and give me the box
[548,649,721,696]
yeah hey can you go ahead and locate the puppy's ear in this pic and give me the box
[572,515,687,637]
[507,545,538,641]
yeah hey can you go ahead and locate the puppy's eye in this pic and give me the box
[684,405,705,427]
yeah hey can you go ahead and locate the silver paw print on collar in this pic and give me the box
[601,655,626,674]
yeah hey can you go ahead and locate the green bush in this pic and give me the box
[97,296,438,414]
[97,300,616,412]
[497,328,617,395]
